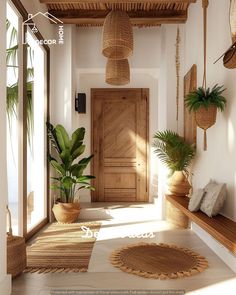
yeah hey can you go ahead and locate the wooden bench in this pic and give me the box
[166,195,236,254]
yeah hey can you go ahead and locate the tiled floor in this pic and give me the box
[11,216,236,295]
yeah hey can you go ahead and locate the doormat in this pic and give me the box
[110,242,208,279]
[24,222,101,273]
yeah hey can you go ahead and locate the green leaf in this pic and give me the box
[153,130,196,175]
[70,127,85,153]
[47,122,61,154]
[72,144,85,160]
[50,160,66,176]
[61,176,75,189]
[71,155,94,177]
[185,84,227,112]
[77,175,95,182]
[60,149,73,167]
[55,124,70,151]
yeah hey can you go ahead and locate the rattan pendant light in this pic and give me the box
[106,58,130,85]
[102,10,133,60]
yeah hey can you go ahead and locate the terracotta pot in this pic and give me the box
[168,171,191,197]
[52,202,80,223]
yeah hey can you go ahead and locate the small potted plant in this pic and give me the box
[47,122,95,223]
[185,84,226,150]
[153,130,196,196]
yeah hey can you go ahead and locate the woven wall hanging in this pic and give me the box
[175,27,181,129]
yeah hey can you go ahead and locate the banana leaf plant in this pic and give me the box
[47,123,95,203]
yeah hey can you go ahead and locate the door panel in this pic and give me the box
[92,89,149,202]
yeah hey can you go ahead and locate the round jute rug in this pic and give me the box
[110,242,208,280]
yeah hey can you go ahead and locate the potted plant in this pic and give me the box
[153,130,196,196]
[185,84,226,150]
[47,122,95,223]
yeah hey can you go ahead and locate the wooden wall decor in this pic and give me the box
[184,64,197,145]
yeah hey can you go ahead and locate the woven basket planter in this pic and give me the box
[102,10,133,60]
[195,105,217,150]
[106,58,130,85]
[52,202,81,223]
[168,171,191,197]
[7,235,26,278]
[6,206,26,278]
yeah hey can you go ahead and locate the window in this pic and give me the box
[6,3,20,235]
[6,0,49,239]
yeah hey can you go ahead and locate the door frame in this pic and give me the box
[91,88,149,202]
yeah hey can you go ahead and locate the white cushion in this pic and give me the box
[188,189,206,212]
[200,181,227,217]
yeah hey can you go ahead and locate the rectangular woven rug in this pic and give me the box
[24,222,101,273]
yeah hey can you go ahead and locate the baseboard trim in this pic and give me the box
[0,275,11,294]
[192,222,236,273]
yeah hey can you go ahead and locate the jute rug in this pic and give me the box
[24,222,101,274]
[110,242,208,280]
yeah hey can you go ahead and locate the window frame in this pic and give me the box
[8,0,50,240]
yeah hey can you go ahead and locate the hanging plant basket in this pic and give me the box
[106,58,130,85]
[185,85,226,151]
[195,105,217,130]
[102,10,133,60]
[195,105,217,150]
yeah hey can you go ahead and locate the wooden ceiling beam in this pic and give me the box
[51,17,187,26]
[48,9,187,26]
[40,0,196,4]
[49,9,187,19]
[60,17,186,26]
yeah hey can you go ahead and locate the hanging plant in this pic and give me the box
[185,0,227,150]
[185,85,227,150]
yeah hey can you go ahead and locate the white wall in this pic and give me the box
[157,24,185,218]
[50,24,182,217]
[0,0,11,293]
[185,0,236,221]
[74,27,163,204]
[77,27,161,69]
[50,25,76,131]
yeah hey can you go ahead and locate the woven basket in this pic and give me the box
[106,58,130,85]
[223,43,236,69]
[195,105,217,129]
[223,0,236,68]
[195,105,217,150]
[6,206,26,278]
[102,10,133,60]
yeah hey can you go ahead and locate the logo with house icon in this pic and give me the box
[22,12,64,45]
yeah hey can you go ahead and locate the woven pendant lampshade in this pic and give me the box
[106,58,130,86]
[102,10,133,60]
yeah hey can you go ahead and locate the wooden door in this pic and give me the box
[91,88,149,202]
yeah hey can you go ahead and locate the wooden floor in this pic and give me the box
[11,218,236,295]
